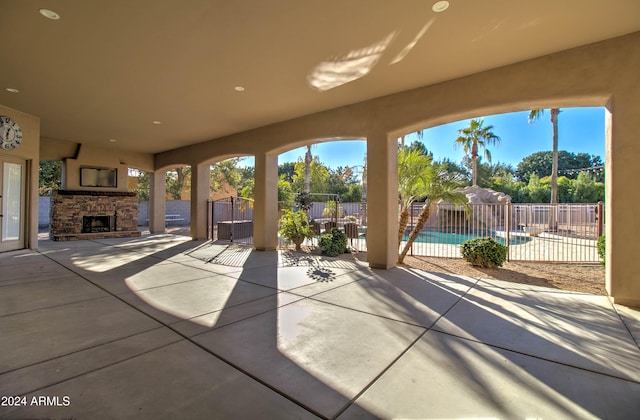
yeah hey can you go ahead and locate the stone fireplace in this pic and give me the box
[50,190,141,241]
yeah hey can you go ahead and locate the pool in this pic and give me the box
[403,230,531,246]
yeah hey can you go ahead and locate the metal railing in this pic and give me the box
[208,197,254,245]
[206,198,602,263]
[277,201,368,252]
[403,202,603,263]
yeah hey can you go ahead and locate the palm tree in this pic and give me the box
[528,109,560,204]
[528,108,560,230]
[397,162,468,264]
[454,119,501,186]
[397,148,432,245]
[304,144,312,194]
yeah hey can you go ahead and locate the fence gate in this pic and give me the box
[208,197,254,245]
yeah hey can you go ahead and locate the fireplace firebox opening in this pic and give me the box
[82,215,116,233]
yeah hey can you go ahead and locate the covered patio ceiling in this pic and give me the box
[1,0,639,154]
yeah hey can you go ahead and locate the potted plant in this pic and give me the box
[279,209,314,251]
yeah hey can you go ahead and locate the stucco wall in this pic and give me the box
[3,31,639,303]
[155,32,638,170]
[40,137,155,173]
[155,31,640,305]
[0,104,40,249]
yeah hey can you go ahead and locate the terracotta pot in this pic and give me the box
[292,236,305,251]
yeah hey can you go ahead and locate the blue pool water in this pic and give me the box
[403,231,531,246]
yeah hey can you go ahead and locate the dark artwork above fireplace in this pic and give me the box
[82,215,116,233]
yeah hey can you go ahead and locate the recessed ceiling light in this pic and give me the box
[432,1,449,13]
[109,139,117,142]
[152,120,162,125]
[234,86,245,92]
[39,9,60,20]
[6,88,19,93]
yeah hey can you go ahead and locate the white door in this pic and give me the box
[0,156,26,252]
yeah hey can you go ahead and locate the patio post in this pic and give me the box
[149,170,166,234]
[190,163,210,240]
[253,152,278,251]
[606,97,640,306]
[366,132,398,269]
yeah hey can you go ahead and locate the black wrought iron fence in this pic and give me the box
[276,201,368,251]
[206,197,602,262]
[208,197,254,245]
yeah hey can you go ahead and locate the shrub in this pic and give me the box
[597,235,605,267]
[319,228,348,257]
[461,237,507,268]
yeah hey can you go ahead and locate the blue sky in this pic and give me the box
[243,107,605,171]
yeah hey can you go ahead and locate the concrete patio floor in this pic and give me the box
[1,234,639,419]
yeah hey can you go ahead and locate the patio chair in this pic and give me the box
[312,221,322,236]
[324,221,337,233]
[343,222,359,246]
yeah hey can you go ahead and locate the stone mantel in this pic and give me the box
[56,190,138,197]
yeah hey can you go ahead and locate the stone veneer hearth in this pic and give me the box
[50,190,141,241]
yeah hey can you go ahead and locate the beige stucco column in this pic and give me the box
[190,163,210,240]
[148,170,166,234]
[253,152,278,251]
[366,133,398,269]
[606,97,640,307]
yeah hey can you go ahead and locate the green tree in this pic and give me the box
[341,184,362,202]
[133,170,150,200]
[454,119,501,186]
[398,163,468,264]
[528,109,560,229]
[210,158,242,193]
[291,157,329,197]
[404,140,432,157]
[239,179,254,200]
[166,166,190,200]
[304,145,312,194]
[524,174,550,203]
[278,162,296,182]
[239,174,298,204]
[324,166,363,202]
[516,151,603,183]
[239,166,255,191]
[485,162,515,180]
[488,171,523,200]
[464,158,514,189]
[397,148,432,245]
[497,173,604,204]
[572,172,604,202]
[326,168,349,199]
[433,158,470,184]
[38,160,62,195]
[277,175,294,203]
[556,176,573,203]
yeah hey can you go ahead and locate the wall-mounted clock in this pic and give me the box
[0,116,23,150]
